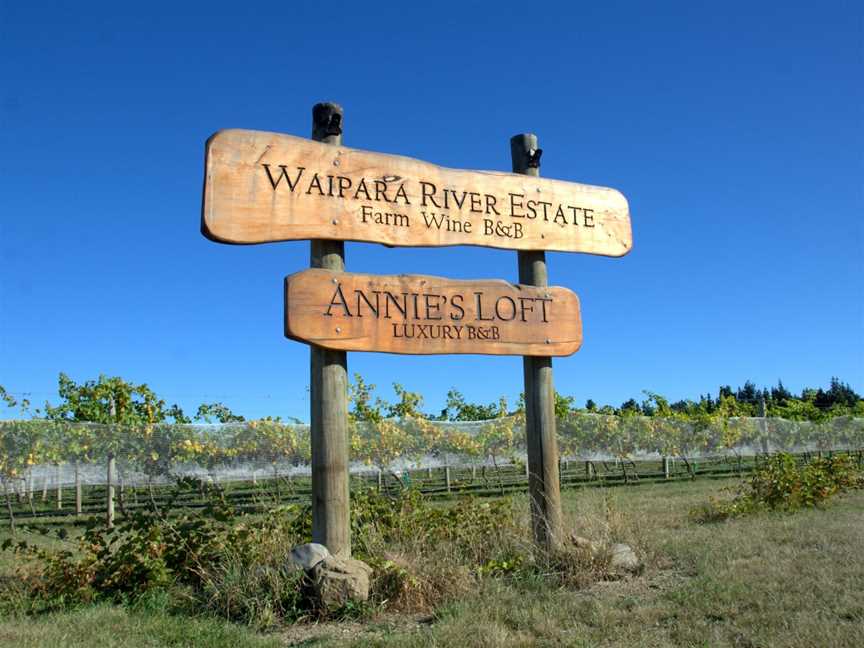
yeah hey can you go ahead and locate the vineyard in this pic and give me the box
[1,414,862,526]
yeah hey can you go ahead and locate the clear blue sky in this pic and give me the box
[1,1,862,421]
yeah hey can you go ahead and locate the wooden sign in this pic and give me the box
[284,269,582,356]
[203,129,632,256]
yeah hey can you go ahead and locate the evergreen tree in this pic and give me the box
[817,377,860,409]
[735,381,760,408]
[771,379,792,403]
[619,398,641,415]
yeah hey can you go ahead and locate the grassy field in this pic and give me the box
[1,477,861,647]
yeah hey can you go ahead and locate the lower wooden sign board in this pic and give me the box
[284,269,582,356]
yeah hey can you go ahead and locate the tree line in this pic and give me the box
[1,374,861,427]
[361,376,862,424]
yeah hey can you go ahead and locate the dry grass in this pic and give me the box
[280,480,864,647]
[353,491,610,615]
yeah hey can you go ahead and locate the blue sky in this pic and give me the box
[1,1,862,420]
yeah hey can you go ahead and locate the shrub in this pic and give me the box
[3,481,608,624]
[2,480,312,620]
[693,453,863,522]
[351,487,520,565]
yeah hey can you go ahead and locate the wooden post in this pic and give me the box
[118,472,126,517]
[74,461,82,515]
[445,465,451,493]
[106,454,115,528]
[309,102,351,559]
[107,399,116,528]
[26,469,34,514]
[512,133,563,550]
[55,464,62,510]
[3,481,14,533]
[759,396,769,455]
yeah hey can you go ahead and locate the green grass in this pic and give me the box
[1,478,862,647]
[0,602,283,648]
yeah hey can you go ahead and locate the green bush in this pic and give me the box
[2,481,603,625]
[2,480,312,622]
[694,453,863,521]
[352,487,519,564]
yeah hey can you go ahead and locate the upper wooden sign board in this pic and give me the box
[202,129,632,255]
[284,269,583,356]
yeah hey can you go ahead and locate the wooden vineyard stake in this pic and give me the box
[512,133,563,550]
[201,129,631,256]
[309,103,351,558]
[75,461,82,516]
[106,397,116,529]
[106,453,115,528]
[284,269,583,356]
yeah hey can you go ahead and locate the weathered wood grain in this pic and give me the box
[284,269,582,356]
[307,102,351,559]
[512,132,563,551]
[202,129,631,256]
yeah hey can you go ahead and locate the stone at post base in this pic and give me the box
[311,555,373,607]
[289,542,331,570]
[289,543,372,609]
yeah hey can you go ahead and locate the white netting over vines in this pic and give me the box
[1,415,862,487]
